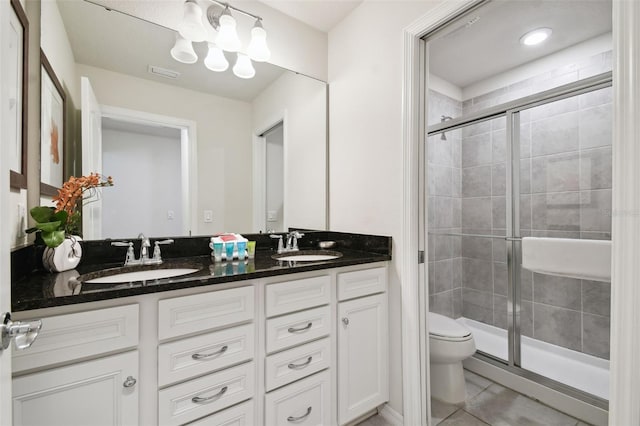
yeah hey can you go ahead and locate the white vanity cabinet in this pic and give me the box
[12,262,389,426]
[12,305,140,426]
[337,267,389,425]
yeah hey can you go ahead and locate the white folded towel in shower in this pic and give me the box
[521,237,611,282]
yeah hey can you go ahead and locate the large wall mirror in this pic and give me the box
[40,0,327,240]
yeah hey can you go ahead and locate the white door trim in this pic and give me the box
[609,1,640,424]
[99,105,198,237]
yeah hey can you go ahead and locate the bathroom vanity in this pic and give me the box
[9,231,391,426]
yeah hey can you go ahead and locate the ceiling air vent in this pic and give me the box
[148,65,180,80]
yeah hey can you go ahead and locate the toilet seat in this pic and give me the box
[428,312,471,341]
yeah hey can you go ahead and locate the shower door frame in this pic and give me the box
[426,71,612,408]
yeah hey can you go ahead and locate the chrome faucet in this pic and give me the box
[270,231,305,254]
[111,234,174,266]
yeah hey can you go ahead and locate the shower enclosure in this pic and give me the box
[426,54,612,408]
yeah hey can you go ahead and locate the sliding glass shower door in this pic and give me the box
[426,74,612,405]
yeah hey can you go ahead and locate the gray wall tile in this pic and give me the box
[579,87,612,109]
[462,197,492,230]
[492,163,506,196]
[434,234,453,260]
[434,259,454,293]
[582,280,611,317]
[492,196,506,229]
[533,303,582,352]
[521,267,533,301]
[462,120,491,138]
[583,313,610,359]
[430,291,453,318]
[462,133,492,167]
[531,192,581,231]
[461,236,493,260]
[520,159,531,194]
[493,262,508,296]
[462,258,493,292]
[492,129,506,163]
[521,301,534,337]
[531,152,580,193]
[433,165,453,196]
[580,189,612,232]
[531,112,579,156]
[520,194,532,230]
[580,147,612,190]
[452,288,463,318]
[435,197,454,228]
[463,166,492,197]
[533,273,582,310]
[492,238,507,262]
[462,288,494,325]
[494,294,508,329]
[579,104,612,150]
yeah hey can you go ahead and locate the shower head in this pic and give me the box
[440,115,453,140]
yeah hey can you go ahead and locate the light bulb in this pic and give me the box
[178,0,206,42]
[247,20,271,62]
[170,35,198,64]
[216,7,241,52]
[520,28,552,46]
[204,43,229,72]
[233,53,255,79]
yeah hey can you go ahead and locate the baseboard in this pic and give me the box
[464,357,608,426]
[379,404,404,426]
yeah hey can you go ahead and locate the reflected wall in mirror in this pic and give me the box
[40,0,327,240]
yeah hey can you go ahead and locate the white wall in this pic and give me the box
[252,72,327,230]
[76,64,253,236]
[102,127,183,239]
[328,0,446,415]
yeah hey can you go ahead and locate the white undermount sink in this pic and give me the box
[84,268,199,284]
[272,250,342,262]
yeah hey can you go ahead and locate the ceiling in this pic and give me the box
[257,0,362,32]
[428,0,612,89]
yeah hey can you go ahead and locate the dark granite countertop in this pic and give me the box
[11,230,391,312]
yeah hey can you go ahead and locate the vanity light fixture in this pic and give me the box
[171,0,271,79]
[520,27,552,46]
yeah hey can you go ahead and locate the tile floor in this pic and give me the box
[431,370,590,426]
[356,369,590,426]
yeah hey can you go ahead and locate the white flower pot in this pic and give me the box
[42,235,83,272]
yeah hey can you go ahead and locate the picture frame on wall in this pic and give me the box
[8,0,29,190]
[40,50,66,196]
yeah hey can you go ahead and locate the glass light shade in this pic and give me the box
[520,28,552,46]
[247,23,270,62]
[204,43,229,72]
[233,53,255,79]
[170,35,198,64]
[216,10,241,52]
[178,1,206,42]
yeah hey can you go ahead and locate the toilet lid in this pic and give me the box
[428,312,471,339]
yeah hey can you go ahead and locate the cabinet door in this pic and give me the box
[337,294,388,425]
[12,351,139,426]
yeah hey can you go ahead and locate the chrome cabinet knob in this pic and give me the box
[342,317,349,326]
[123,376,137,388]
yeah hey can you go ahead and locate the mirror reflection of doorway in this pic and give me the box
[101,118,184,238]
[264,122,284,232]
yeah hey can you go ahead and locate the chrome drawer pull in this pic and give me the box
[288,356,313,369]
[192,385,228,403]
[287,406,312,422]
[192,345,229,360]
[288,322,312,333]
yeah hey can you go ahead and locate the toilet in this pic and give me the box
[429,312,476,405]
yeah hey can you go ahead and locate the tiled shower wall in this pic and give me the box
[428,51,612,360]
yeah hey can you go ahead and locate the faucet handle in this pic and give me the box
[111,241,132,247]
[155,239,174,245]
[152,240,173,262]
[270,234,284,253]
[111,242,135,265]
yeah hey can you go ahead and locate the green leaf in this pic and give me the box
[35,221,62,232]
[52,210,68,225]
[30,206,55,223]
[42,230,65,248]
[25,227,39,234]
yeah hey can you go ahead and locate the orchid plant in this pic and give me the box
[26,173,113,247]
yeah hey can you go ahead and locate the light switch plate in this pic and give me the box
[204,210,213,223]
[267,210,277,222]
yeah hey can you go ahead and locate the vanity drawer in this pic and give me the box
[337,266,387,301]
[265,337,331,391]
[158,286,254,341]
[265,370,331,426]
[186,399,254,426]
[12,304,139,373]
[265,275,330,317]
[266,305,331,354]
[158,361,255,426]
[158,323,255,387]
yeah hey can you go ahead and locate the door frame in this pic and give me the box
[401,1,640,425]
[99,105,198,237]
